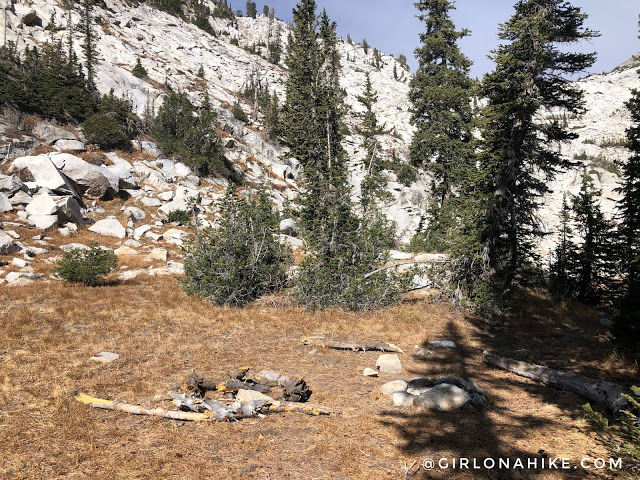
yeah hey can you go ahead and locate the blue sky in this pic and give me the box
[239,0,640,79]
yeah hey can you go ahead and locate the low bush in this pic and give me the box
[53,243,118,286]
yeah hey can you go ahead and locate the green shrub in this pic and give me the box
[396,163,418,186]
[53,243,118,286]
[182,187,291,306]
[132,57,148,78]
[583,386,640,477]
[167,208,191,224]
[82,112,131,150]
[232,102,249,123]
[152,91,238,180]
[294,209,406,312]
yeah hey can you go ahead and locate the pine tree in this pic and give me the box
[78,0,97,92]
[132,57,147,78]
[284,1,401,311]
[263,5,270,16]
[409,0,474,208]
[549,194,578,297]
[356,72,389,209]
[362,38,369,55]
[614,15,640,344]
[572,170,618,303]
[478,0,598,294]
[245,0,257,18]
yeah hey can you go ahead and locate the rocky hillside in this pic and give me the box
[1,0,639,260]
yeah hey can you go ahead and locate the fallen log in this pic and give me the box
[257,370,312,402]
[303,336,403,353]
[76,392,331,422]
[483,351,629,412]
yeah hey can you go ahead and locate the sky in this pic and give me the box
[237,0,640,79]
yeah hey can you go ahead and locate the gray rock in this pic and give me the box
[88,218,126,239]
[600,317,614,328]
[11,258,30,268]
[90,351,120,363]
[60,243,89,252]
[140,197,162,207]
[0,231,18,254]
[363,367,379,377]
[30,215,58,231]
[0,174,26,196]
[0,192,12,212]
[471,393,487,408]
[381,380,408,396]
[15,5,38,25]
[50,153,116,198]
[279,218,299,236]
[123,206,146,222]
[26,193,58,217]
[9,190,32,206]
[236,389,274,403]
[54,139,85,152]
[389,249,413,261]
[392,391,416,407]
[11,155,79,196]
[124,239,142,248]
[415,348,433,357]
[428,340,457,349]
[376,354,402,374]
[31,122,78,144]
[157,191,174,202]
[167,261,184,274]
[6,271,38,283]
[414,384,471,412]
[406,377,434,396]
[133,224,153,239]
[55,196,84,224]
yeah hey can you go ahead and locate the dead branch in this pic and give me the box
[76,392,331,422]
[303,336,403,353]
[483,351,629,412]
[363,260,446,279]
[184,375,271,396]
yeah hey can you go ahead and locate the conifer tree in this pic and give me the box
[478,0,598,294]
[245,0,257,18]
[549,194,578,297]
[284,1,401,311]
[614,15,640,344]
[356,72,389,209]
[409,0,475,209]
[572,170,617,303]
[78,0,97,92]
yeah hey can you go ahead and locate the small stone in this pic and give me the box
[133,224,153,239]
[30,214,58,231]
[140,197,162,207]
[406,377,434,396]
[376,354,402,374]
[236,389,274,403]
[11,258,30,268]
[363,368,379,377]
[145,231,163,242]
[414,384,471,412]
[89,218,126,239]
[90,351,120,363]
[124,239,142,248]
[167,261,184,274]
[60,243,89,252]
[145,248,168,262]
[6,271,38,282]
[415,348,433,356]
[599,317,614,328]
[428,340,457,349]
[114,246,139,256]
[124,206,146,223]
[381,380,408,396]
[471,393,487,408]
[392,391,416,407]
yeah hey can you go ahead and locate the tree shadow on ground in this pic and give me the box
[378,291,637,479]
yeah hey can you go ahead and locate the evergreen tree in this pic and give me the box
[245,0,257,18]
[263,5,270,16]
[478,0,598,294]
[78,0,97,92]
[409,0,475,209]
[132,57,147,78]
[267,23,283,64]
[182,185,290,307]
[549,194,578,297]
[572,170,617,304]
[193,0,215,35]
[284,1,402,311]
[356,72,390,209]
[614,15,640,344]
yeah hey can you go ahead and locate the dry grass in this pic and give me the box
[0,276,635,479]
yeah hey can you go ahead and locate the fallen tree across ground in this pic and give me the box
[483,351,629,412]
[303,336,403,353]
[75,392,332,422]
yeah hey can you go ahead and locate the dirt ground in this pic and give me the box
[0,276,637,479]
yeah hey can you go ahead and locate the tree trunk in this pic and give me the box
[483,351,629,412]
[303,336,403,353]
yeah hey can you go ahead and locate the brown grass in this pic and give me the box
[0,276,635,479]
